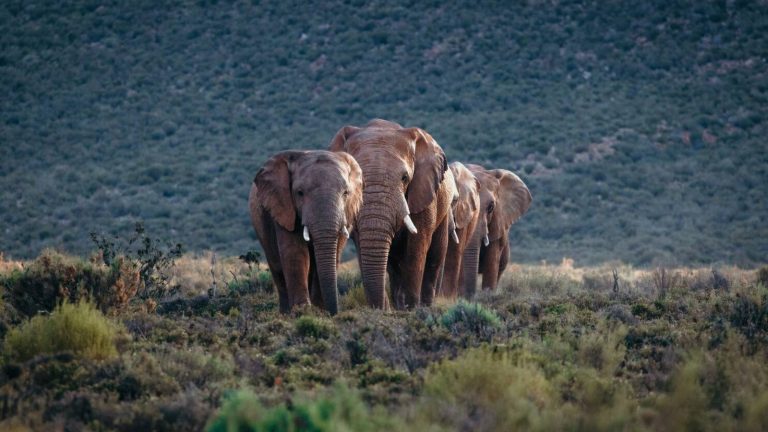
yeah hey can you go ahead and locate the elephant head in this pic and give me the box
[467,164,531,245]
[466,164,532,289]
[254,150,362,314]
[329,119,447,308]
[447,162,482,297]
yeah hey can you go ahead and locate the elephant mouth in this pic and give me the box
[302,224,352,242]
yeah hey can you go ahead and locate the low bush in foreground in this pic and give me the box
[3,301,123,362]
[440,300,501,331]
[206,384,398,432]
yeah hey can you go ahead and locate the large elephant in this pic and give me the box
[439,162,482,299]
[329,119,452,309]
[465,164,532,292]
[249,150,363,315]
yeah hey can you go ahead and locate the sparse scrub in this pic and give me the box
[1,249,141,316]
[3,301,122,362]
[2,252,767,431]
[91,222,183,300]
[440,300,501,332]
[340,283,367,310]
[295,315,335,339]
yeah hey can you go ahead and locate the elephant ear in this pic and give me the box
[328,125,362,153]
[492,169,532,231]
[254,151,305,231]
[404,128,448,215]
[450,163,480,230]
[338,152,364,227]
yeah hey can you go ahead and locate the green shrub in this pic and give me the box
[295,315,334,339]
[440,300,501,331]
[3,300,122,362]
[206,384,397,432]
[418,348,556,431]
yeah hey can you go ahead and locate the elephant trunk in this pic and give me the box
[356,200,395,309]
[461,241,480,299]
[312,228,340,315]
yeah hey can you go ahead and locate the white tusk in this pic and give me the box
[483,233,490,247]
[404,214,418,234]
[342,226,350,239]
[451,229,459,244]
[303,226,310,242]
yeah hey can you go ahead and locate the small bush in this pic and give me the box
[2,249,140,316]
[3,301,122,362]
[340,283,367,310]
[206,384,397,432]
[440,300,501,331]
[418,348,555,431]
[295,315,334,339]
[91,222,182,300]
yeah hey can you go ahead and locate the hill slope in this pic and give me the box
[1,0,767,265]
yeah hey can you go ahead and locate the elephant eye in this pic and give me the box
[343,190,349,197]
[297,190,304,197]
[401,173,409,184]
[487,201,495,214]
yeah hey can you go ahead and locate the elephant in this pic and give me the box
[465,164,532,292]
[329,119,453,309]
[438,162,482,299]
[248,150,363,315]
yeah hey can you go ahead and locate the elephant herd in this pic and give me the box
[248,119,532,315]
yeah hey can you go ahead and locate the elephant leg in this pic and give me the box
[388,235,406,309]
[421,216,449,306]
[480,241,502,291]
[388,261,403,309]
[309,253,324,309]
[272,269,289,313]
[258,220,290,313]
[498,238,510,284]
[400,233,431,309]
[276,229,311,309]
[262,251,289,313]
[442,229,465,299]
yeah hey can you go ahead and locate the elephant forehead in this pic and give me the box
[473,170,501,193]
[294,160,347,186]
[347,141,413,171]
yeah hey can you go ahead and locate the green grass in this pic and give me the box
[3,300,122,362]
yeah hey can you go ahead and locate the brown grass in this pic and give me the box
[0,252,23,275]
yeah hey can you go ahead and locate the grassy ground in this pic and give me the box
[1,252,767,431]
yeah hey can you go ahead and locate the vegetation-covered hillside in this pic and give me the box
[1,0,767,265]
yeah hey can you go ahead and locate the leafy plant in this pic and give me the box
[206,384,397,432]
[295,315,334,339]
[440,300,501,331]
[3,300,122,362]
